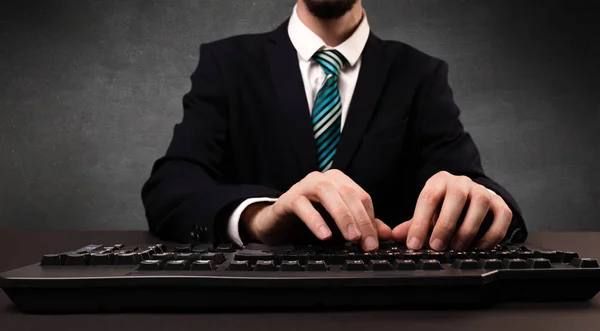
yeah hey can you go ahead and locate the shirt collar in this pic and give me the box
[287,4,370,67]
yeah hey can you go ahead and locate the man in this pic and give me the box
[141,0,527,252]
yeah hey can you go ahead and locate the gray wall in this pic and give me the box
[0,0,598,231]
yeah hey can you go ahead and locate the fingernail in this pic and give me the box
[364,236,377,251]
[347,224,360,240]
[477,240,488,249]
[318,225,331,239]
[407,237,421,249]
[431,238,445,251]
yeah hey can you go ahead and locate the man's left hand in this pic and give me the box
[391,171,513,251]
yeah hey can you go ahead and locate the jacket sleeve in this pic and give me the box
[141,44,282,245]
[407,59,528,244]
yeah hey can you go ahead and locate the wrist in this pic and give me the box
[240,202,271,241]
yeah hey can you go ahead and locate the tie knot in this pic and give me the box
[313,49,347,76]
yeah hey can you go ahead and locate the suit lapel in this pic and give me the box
[333,34,393,172]
[266,21,319,174]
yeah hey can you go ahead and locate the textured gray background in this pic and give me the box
[0,0,598,231]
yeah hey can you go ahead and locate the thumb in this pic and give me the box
[392,219,413,242]
[375,218,393,240]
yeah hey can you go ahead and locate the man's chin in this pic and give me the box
[302,0,358,20]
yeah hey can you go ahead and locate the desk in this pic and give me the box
[1,230,599,331]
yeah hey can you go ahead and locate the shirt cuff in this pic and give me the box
[227,197,278,247]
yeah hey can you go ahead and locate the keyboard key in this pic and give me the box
[446,251,467,262]
[114,252,141,265]
[451,259,479,270]
[394,259,416,270]
[89,253,114,265]
[503,258,527,269]
[165,260,189,270]
[401,252,420,262]
[174,253,200,261]
[228,260,251,271]
[235,250,275,264]
[427,251,447,263]
[174,244,193,252]
[217,243,235,252]
[468,251,487,260]
[153,244,167,253]
[151,253,173,261]
[534,250,561,263]
[74,244,104,254]
[367,260,393,270]
[254,260,277,271]
[192,244,213,253]
[41,253,67,266]
[526,258,552,269]
[379,250,397,262]
[306,260,328,271]
[490,251,511,259]
[190,260,216,271]
[200,252,226,264]
[138,259,164,271]
[342,260,365,271]
[478,258,503,269]
[570,258,599,268]
[518,251,534,259]
[418,259,442,270]
[357,252,373,262]
[65,253,90,265]
[280,260,303,271]
[138,249,154,261]
[561,252,579,263]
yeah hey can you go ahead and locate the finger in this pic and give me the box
[325,170,375,224]
[429,176,471,250]
[392,219,412,242]
[327,178,378,251]
[450,186,492,250]
[476,194,513,249]
[285,195,332,240]
[375,219,393,240]
[301,179,361,242]
[407,175,447,250]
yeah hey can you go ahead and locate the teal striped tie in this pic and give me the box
[312,49,347,172]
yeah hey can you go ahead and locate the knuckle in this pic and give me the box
[306,171,322,181]
[339,185,357,197]
[334,209,353,224]
[437,220,455,233]
[458,175,472,183]
[290,196,305,209]
[325,169,342,176]
[437,170,450,178]
[314,180,333,193]
[499,205,513,219]
[420,189,441,202]
[472,191,491,206]
[356,217,373,230]
[359,192,372,205]
[448,186,468,199]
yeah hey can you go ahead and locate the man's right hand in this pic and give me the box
[240,170,392,252]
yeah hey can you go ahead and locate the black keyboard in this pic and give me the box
[1,241,599,312]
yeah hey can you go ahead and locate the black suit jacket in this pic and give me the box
[141,20,528,246]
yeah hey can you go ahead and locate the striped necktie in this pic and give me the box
[311,49,347,172]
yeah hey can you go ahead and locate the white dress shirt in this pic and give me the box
[226,5,370,247]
